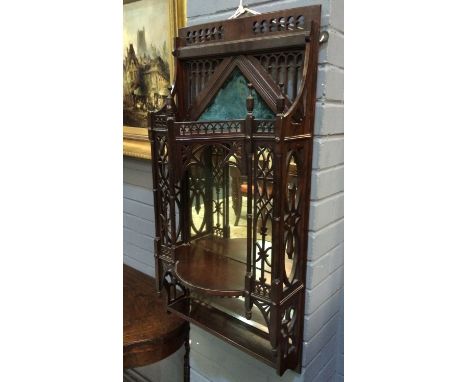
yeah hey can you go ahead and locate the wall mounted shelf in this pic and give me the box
[149,5,321,375]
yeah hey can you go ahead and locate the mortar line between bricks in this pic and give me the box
[318,62,345,71]
[315,133,345,139]
[312,355,337,382]
[123,169,153,178]
[311,190,344,203]
[304,287,343,323]
[302,333,338,371]
[190,369,212,382]
[314,134,344,141]
[312,162,345,172]
[124,236,154,255]
[189,346,230,375]
[123,254,154,269]
[123,194,153,207]
[308,216,344,234]
[306,264,343,293]
[123,161,151,171]
[316,98,344,105]
[315,100,345,108]
[190,333,270,371]
[123,210,154,224]
[327,24,344,35]
[189,358,214,382]
[124,210,155,224]
[312,163,344,174]
[308,240,344,265]
[123,224,155,240]
[309,216,344,235]
[123,180,153,189]
[325,25,344,37]
[302,311,340,345]
[308,241,344,267]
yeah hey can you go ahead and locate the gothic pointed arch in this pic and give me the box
[188,55,291,120]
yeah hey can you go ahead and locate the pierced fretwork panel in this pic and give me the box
[184,58,223,108]
[279,304,299,361]
[183,143,244,241]
[211,146,229,238]
[254,119,275,134]
[252,14,306,35]
[156,135,172,246]
[253,51,304,103]
[253,146,274,290]
[184,25,224,45]
[164,271,188,305]
[178,120,243,136]
[252,298,272,332]
[188,164,209,238]
[253,282,271,299]
[156,135,182,245]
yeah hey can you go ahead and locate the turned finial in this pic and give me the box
[166,85,175,113]
[276,83,285,114]
[246,83,254,114]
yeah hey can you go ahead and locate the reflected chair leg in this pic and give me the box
[184,324,190,382]
[230,169,242,226]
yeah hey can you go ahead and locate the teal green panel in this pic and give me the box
[198,68,275,121]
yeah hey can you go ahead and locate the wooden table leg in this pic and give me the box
[184,325,190,382]
[230,167,242,226]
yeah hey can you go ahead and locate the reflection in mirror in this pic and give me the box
[185,144,277,333]
[188,145,248,264]
[254,146,274,287]
[285,154,299,285]
[192,292,269,334]
[189,164,208,237]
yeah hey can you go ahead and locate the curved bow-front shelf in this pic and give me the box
[175,237,246,296]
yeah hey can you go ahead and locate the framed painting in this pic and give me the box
[123,0,186,159]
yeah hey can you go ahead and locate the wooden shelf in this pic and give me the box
[175,237,247,296]
[168,297,275,368]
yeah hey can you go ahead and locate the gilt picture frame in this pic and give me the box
[123,0,186,159]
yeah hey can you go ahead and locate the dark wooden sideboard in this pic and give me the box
[123,264,189,379]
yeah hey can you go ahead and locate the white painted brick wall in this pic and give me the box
[311,165,344,200]
[308,218,344,261]
[312,137,344,169]
[122,0,344,380]
[305,265,343,315]
[314,103,344,136]
[317,66,344,101]
[304,334,337,381]
[187,0,331,29]
[302,312,340,365]
[328,0,343,33]
[304,288,342,340]
[309,193,344,231]
[319,29,344,68]
[334,290,344,382]
[123,169,157,277]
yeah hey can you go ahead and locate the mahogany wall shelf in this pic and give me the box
[149,5,321,376]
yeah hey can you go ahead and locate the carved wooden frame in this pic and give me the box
[123,0,187,160]
[149,5,321,376]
